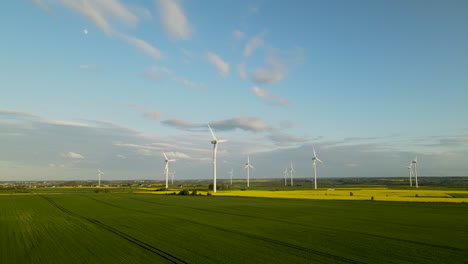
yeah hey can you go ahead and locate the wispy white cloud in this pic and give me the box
[252,56,286,84]
[62,152,84,159]
[156,0,191,40]
[143,110,161,120]
[119,33,163,60]
[280,120,294,129]
[79,64,96,70]
[116,154,126,159]
[172,76,200,88]
[142,66,203,89]
[142,66,161,81]
[248,4,260,14]
[161,119,199,130]
[181,48,193,58]
[59,0,138,35]
[252,86,289,106]
[142,66,175,81]
[207,52,229,77]
[163,151,191,159]
[244,36,263,57]
[238,63,248,80]
[232,30,245,39]
[160,67,172,74]
[268,131,306,146]
[211,117,271,132]
[0,109,41,119]
[31,0,54,15]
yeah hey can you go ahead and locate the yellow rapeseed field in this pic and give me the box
[213,188,468,203]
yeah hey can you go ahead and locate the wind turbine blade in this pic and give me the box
[244,165,249,169]
[313,146,317,158]
[316,158,323,163]
[250,165,255,169]
[163,152,168,160]
[217,139,229,143]
[207,123,217,141]
[169,159,176,162]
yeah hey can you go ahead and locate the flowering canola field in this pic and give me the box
[214,188,468,203]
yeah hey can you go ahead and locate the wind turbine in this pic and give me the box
[407,162,413,187]
[97,169,104,187]
[290,162,295,187]
[163,152,176,189]
[312,146,323,190]
[412,156,419,188]
[170,171,176,184]
[208,124,229,193]
[244,155,254,187]
[283,168,288,186]
[228,168,234,186]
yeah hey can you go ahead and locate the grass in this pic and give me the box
[1,188,467,263]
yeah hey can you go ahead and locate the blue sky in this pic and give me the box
[1,0,467,182]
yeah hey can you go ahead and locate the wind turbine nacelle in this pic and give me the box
[412,161,417,163]
[312,157,317,160]
[211,140,217,144]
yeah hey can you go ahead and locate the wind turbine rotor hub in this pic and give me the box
[211,140,217,144]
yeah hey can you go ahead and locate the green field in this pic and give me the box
[1,189,467,263]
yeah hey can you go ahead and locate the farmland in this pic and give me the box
[1,188,467,263]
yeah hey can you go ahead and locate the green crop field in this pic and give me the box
[1,189,467,263]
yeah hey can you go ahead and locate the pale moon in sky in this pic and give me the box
[83,29,88,35]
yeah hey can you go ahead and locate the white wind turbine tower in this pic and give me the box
[407,162,413,187]
[290,162,296,187]
[312,146,323,190]
[244,155,254,187]
[283,168,289,186]
[228,169,234,186]
[208,124,229,193]
[163,152,176,189]
[171,171,176,184]
[412,156,419,188]
[97,169,104,187]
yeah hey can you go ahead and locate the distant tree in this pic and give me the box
[371,196,374,201]
[178,190,190,195]
[350,192,354,196]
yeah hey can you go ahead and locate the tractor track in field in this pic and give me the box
[125,195,468,253]
[39,195,188,264]
[88,195,366,264]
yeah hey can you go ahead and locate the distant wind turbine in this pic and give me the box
[312,146,323,190]
[283,168,288,186]
[228,168,234,185]
[244,155,254,187]
[208,124,229,193]
[163,152,176,189]
[290,162,295,187]
[412,156,419,188]
[407,162,413,187]
[170,171,176,184]
[97,169,104,186]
